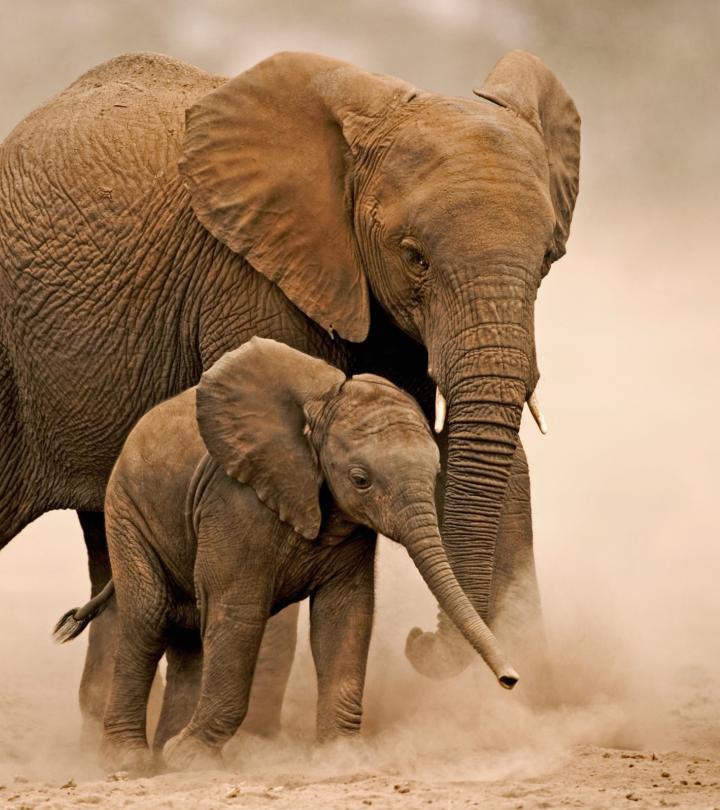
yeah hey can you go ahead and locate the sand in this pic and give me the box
[4,749,720,809]
[2,507,719,810]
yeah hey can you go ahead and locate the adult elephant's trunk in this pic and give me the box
[397,507,518,688]
[406,329,530,678]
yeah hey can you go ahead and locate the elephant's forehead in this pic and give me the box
[388,95,549,177]
[328,420,439,472]
[327,383,433,446]
[374,100,554,240]
[337,379,426,422]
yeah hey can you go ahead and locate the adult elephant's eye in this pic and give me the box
[400,237,430,270]
[349,467,372,490]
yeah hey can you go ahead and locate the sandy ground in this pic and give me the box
[3,748,720,810]
[2,507,719,810]
[3,722,720,809]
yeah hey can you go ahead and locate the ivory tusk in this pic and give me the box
[527,390,548,435]
[434,387,447,434]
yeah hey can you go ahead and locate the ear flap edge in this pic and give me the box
[474,49,581,263]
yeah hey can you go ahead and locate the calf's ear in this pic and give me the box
[196,337,345,539]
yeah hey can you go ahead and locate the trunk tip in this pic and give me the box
[498,668,519,690]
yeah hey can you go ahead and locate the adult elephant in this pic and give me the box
[0,50,579,727]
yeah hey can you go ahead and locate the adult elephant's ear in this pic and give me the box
[196,338,345,539]
[474,50,581,263]
[180,52,414,342]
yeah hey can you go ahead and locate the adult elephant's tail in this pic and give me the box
[53,579,115,643]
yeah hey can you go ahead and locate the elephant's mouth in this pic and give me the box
[432,385,547,438]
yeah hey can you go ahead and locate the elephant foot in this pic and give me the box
[100,738,156,775]
[163,730,222,771]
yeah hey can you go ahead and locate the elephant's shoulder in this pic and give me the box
[1,54,226,162]
[4,54,224,142]
[66,52,226,104]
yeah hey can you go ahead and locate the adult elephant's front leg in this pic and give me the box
[488,440,552,698]
[241,602,299,737]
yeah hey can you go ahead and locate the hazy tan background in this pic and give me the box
[1,0,718,787]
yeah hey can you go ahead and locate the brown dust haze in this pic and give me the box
[0,0,718,789]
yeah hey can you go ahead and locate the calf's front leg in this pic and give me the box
[242,602,300,737]
[163,590,269,770]
[310,546,375,741]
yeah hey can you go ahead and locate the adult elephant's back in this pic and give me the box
[0,54,219,510]
[0,53,338,519]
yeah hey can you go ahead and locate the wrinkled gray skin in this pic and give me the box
[0,50,579,723]
[68,339,517,772]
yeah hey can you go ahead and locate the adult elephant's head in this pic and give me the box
[179,50,580,677]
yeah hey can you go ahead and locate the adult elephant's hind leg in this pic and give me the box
[77,511,164,742]
[242,602,299,737]
[78,511,118,738]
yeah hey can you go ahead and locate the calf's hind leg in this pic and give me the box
[102,517,170,773]
[103,623,166,772]
[78,511,164,744]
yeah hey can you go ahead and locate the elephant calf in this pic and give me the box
[56,337,517,771]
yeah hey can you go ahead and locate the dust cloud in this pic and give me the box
[1,0,718,805]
